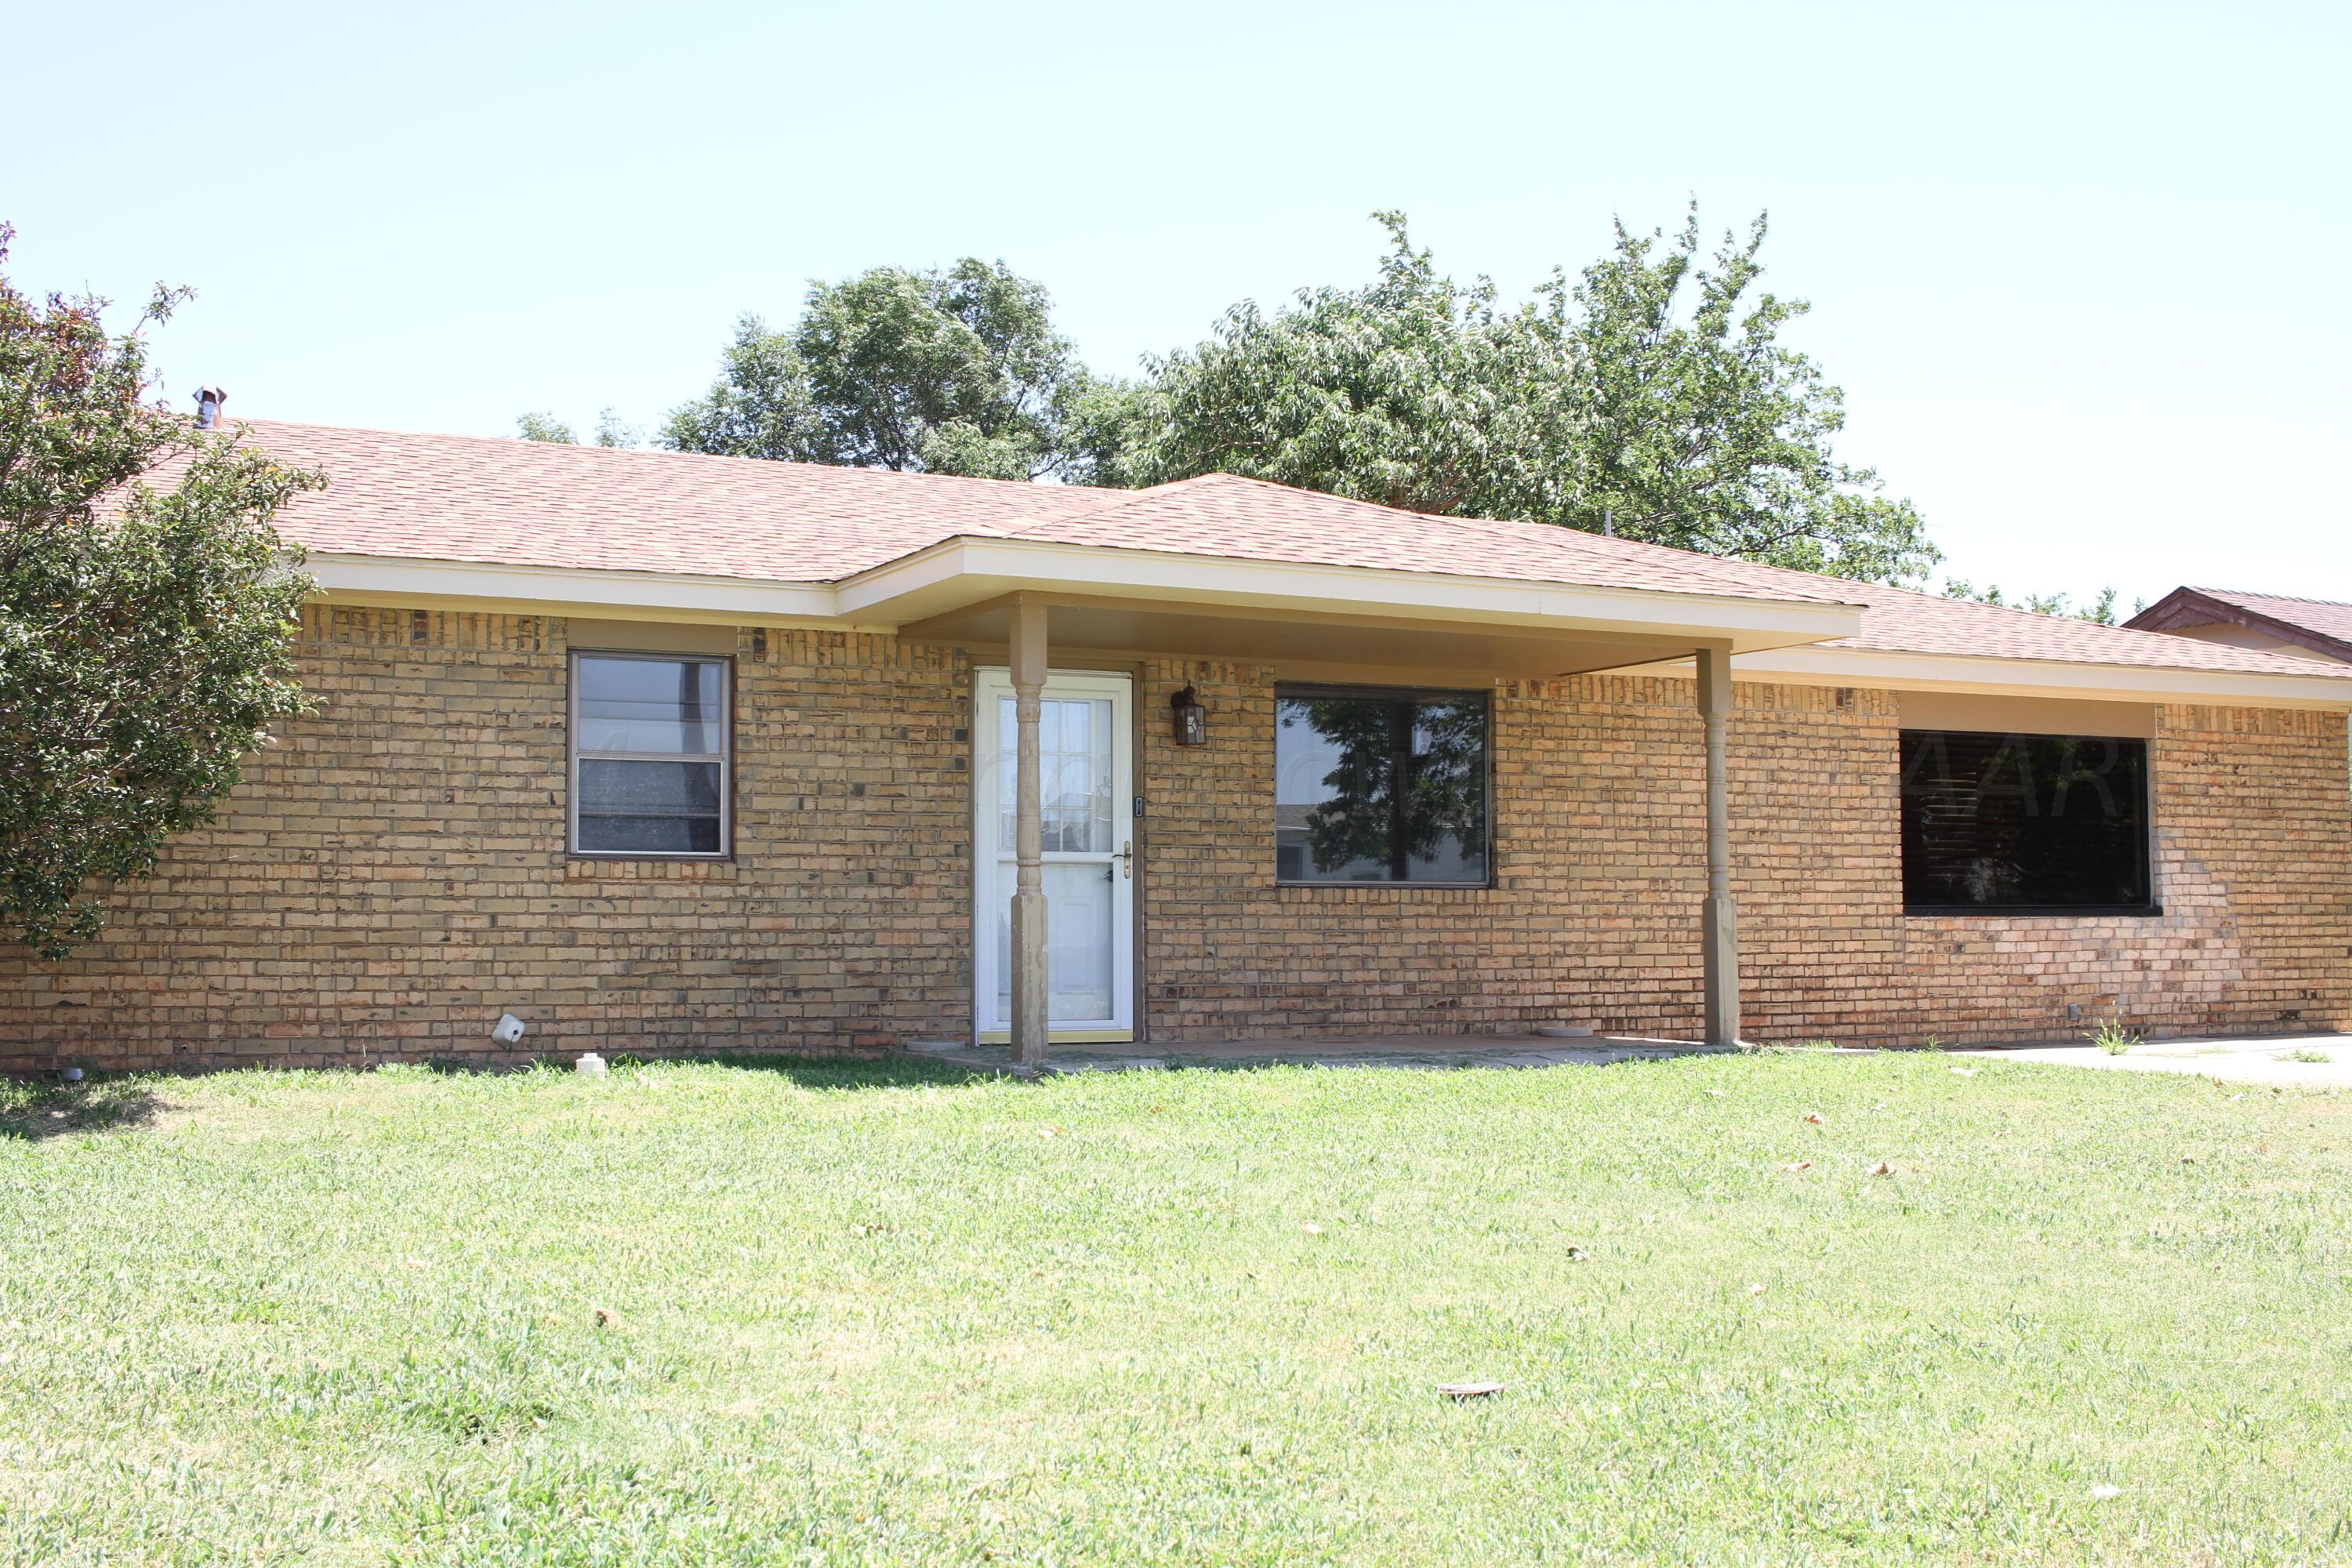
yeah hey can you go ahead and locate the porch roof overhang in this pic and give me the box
[845,538,1862,678]
[305,535,1864,683]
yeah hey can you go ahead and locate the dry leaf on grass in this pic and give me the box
[1867,1161,1894,1177]
[1747,1283,1766,1296]
[1803,1112,1825,1124]
[593,1306,621,1329]
[1782,1160,1813,1172]
[1438,1381,1504,1399]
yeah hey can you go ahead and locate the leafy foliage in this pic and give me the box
[1943,579,2125,624]
[0,226,321,956]
[1100,209,1939,583]
[657,212,1938,579]
[662,260,1104,481]
[515,408,641,448]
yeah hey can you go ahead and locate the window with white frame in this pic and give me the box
[570,652,731,857]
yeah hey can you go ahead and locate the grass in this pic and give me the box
[2278,1049,2334,1065]
[2084,1018,2145,1055]
[3,1053,2350,1566]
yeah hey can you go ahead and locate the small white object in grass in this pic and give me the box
[1438,1381,1504,1399]
[2089,1483,2122,1501]
[1949,1066,1977,1076]
[61,1066,83,1083]
[1747,1282,1766,1295]
[492,1012,527,1044]
[575,1053,607,1079]
[1302,1222,1325,1235]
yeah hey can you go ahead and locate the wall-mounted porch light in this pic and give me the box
[1171,684,1208,746]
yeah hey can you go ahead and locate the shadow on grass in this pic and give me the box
[363,1053,992,1091]
[0,1080,168,1142]
[594,1053,997,1091]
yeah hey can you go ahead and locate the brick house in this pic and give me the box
[5,422,2349,1073]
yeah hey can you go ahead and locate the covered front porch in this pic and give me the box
[864,565,1864,1067]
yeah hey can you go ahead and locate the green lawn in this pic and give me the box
[3,1053,2349,1566]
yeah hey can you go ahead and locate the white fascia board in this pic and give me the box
[304,555,847,626]
[1728,643,2352,710]
[836,537,1866,646]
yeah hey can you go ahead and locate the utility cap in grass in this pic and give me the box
[575,1053,608,1079]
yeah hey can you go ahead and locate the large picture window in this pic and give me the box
[1899,730,2152,913]
[1274,685,1490,886]
[571,652,731,858]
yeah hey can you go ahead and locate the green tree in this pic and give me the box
[1104,209,1938,584]
[662,260,1102,481]
[0,226,322,957]
[516,411,575,443]
[1943,580,2123,625]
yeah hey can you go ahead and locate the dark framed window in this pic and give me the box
[1274,684,1490,886]
[1899,730,2154,913]
[570,652,731,858]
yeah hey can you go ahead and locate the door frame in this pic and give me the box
[971,666,1138,1044]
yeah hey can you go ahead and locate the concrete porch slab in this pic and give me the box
[897,1033,1730,1076]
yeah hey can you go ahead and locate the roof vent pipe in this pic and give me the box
[194,386,227,430]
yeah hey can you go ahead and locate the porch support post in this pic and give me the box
[1008,600,1050,1067]
[1696,644,1741,1047]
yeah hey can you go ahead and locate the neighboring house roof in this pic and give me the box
[2125,586,2352,664]
[207,419,2352,691]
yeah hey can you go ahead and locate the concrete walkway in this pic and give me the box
[1955,1032,2352,1087]
[898,1029,2352,1085]
[902,1032,1729,1076]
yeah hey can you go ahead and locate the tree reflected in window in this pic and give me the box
[1275,688,1489,884]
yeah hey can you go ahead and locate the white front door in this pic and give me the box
[972,669,1135,1041]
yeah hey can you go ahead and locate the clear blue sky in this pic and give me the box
[13,0,2348,609]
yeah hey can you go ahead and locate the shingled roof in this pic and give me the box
[2126,586,2352,664]
[220,419,2350,684]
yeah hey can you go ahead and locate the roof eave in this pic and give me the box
[832,535,1866,652]
[1722,643,2352,710]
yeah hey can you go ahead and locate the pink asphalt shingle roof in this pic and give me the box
[220,419,2349,683]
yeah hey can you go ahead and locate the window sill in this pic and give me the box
[564,856,739,882]
[1276,881,1497,902]
[1904,904,2164,920]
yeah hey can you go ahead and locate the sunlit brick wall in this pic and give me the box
[4,615,2345,1072]
[0,609,975,1073]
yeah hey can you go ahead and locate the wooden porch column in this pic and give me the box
[1696,644,1741,1046]
[1008,601,1050,1066]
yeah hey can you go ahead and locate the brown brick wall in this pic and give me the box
[1138,663,2351,1047]
[2,615,2346,1071]
[0,609,975,1073]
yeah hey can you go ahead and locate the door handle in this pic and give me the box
[1116,841,1133,880]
